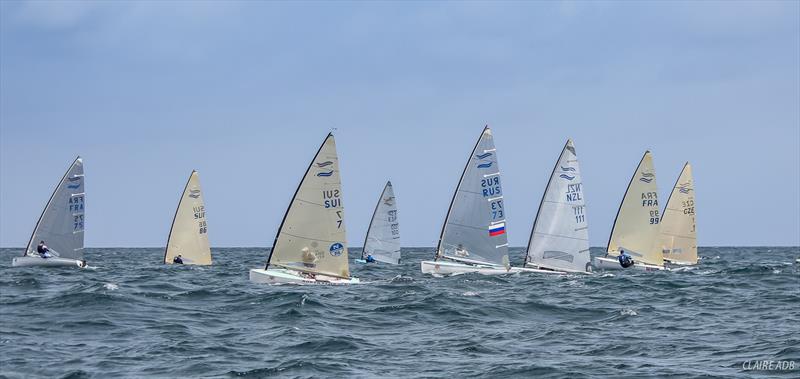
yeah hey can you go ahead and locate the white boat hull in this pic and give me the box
[249,268,359,285]
[12,256,85,268]
[513,265,571,275]
[420,260,513,275]
[592,256,665,271]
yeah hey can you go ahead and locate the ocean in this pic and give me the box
[1,247,798,378]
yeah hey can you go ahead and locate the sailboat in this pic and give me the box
[593,151,666,271]
[658,162,697,266]
[356,181,401,264]
[164,170,212,265]
[250,133,359,284]
[519,139,592,274]
[420,126,514,275]
[13,157,86,268]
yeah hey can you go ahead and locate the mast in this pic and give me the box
[435,125,490,261]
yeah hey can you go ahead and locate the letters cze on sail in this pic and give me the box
[606,151,663,265]
[266,133,351,279]
[363,181,401,264]
[436,126,509,267]
[658,162,697,265]
[25,157,85,261]
[525,139,591,272]
[164,170,212,265]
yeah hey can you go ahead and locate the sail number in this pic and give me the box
[490,200,504,220]
[682,199,695,215]
[573,205,585,223]
[388,210,399,235]
[565,183,582,202]
[649,210,660,224]
[481,177,502,197]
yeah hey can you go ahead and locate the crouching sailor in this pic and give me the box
[365,254,376,263]
[37,241,52,258]
[173,254,184,264]
[618,249,634,268]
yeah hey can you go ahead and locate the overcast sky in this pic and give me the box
[1,0,798,247]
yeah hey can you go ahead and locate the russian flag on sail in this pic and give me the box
[489,222,506,237]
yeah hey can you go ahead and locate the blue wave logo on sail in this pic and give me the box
[475,152,493,159]
[188,189,201,198]
[678,182,692,194]
[317,171,334,177]
[560,166,576,172]
[329,242,344,257]
[316,161,333,168]
[477,162,493,169]
[639,172,655,183]
[383,196,395,206]
[66,176,82,189]
[559,174,575,180]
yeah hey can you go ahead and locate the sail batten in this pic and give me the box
[658,162,697,264]
[164,171,212,265]
[525,139,591,272]
[25,157,85,260]
[266,133,351,279]
[606,151,663,265]
[362,181,401,264]
[436,126,509,267]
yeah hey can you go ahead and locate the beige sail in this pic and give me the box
[657,162,697,264]
[164,170,212,265]
[267,133,350,279]
[606,151,663,265]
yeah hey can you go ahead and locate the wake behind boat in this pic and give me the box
[421,126,513,276]
[520,139,592,274]
[249,133,359,285]
[163,170,212,265]
[356,181,401,265]
[13,157,87,268]
[593,151,666,271]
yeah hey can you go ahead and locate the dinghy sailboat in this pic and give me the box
[13,157,86,268]
[593,151,666,271]
[658,162,697,266]
[421,126,513,275]
[250,133,359,284]
[356,181,401,264]
[164,170,212,265]
[520,139,592,274]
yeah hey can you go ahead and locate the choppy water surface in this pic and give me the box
[1,247,798,378]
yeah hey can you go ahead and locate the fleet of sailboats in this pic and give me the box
[164,170,212,265]
[10,131,700,279]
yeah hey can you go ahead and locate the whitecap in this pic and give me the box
[601,273,615,278]
[462,291,479,297]
[772,269,781,274]
[103,283,119,291]
[620,308,638,316]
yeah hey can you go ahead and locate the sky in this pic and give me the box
[1,0,798,248]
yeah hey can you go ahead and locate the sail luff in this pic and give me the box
[524,139,570,266]
[361,182,389,260]
[266,133,333,270]
[164,170,195,263]
[435,125,490,260]
[25,156,83,256]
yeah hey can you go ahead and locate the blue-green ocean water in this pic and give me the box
[1,247,798,378]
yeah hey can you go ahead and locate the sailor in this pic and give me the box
[302,247,317,268]
[79,259,87,268]
[173,254,184,264]
[455,244,469,257]
[618,249,634,268]
[365,254,376,263]
[36,241,51,258]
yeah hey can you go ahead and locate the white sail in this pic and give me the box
[164,170,212,265]
[266,133,351,279]
[658,162,697,264]
[362,181,401,264]
[436,126,509,267]
[606,151,663,265]
[25,157,85,260]
[525,139,591,272]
